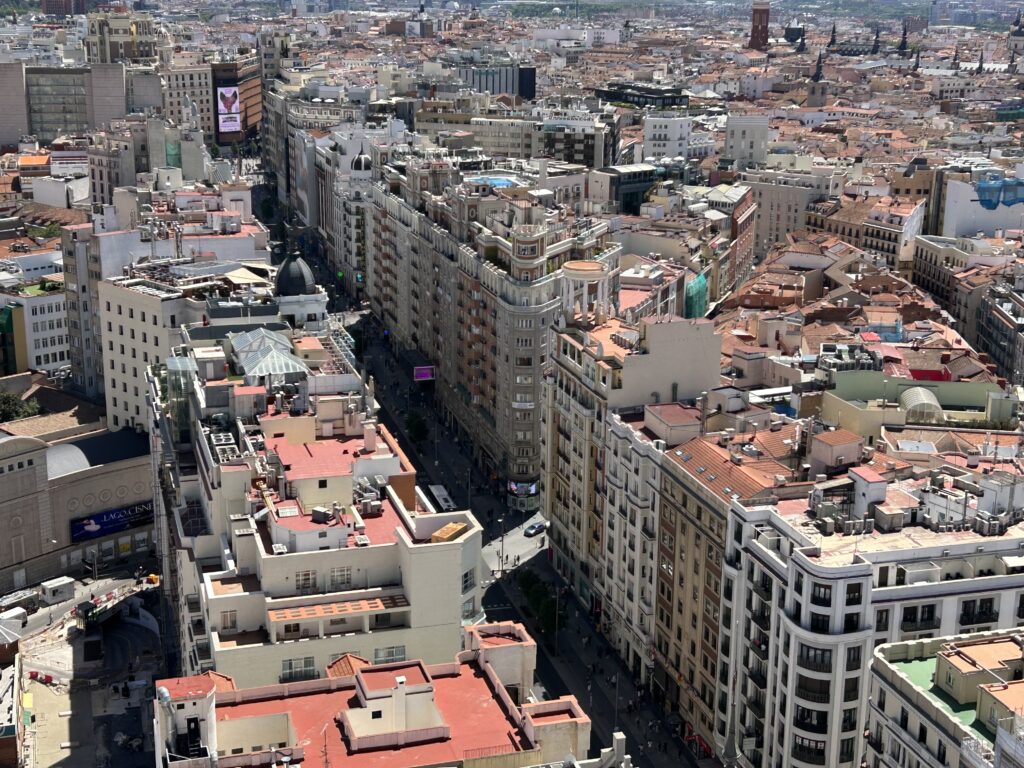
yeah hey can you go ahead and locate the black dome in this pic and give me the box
[351,152,372,172]
[275,251,317,296]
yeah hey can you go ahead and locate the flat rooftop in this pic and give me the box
[214,663,529,768]
[892,656,992,746]
[775,492,1024,566]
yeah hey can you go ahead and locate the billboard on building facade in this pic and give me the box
[216,86,241,133]
[69,501,154,543]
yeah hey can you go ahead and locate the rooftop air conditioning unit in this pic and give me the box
[272,543,288,555]
[311,506,331,524]
[355,535,371,547]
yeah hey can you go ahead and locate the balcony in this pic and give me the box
[747,694,765,719]
[795,686,830,704]
[796,656,832,673]
[900,617,941,632]
[185,594,201,615]
[791,746,827,765]
[960,610,999,626]
[753,581,772,602]
[751,641,769,661]
[751,611,770,631]
[749,668,767,690]
[794,718,828,735]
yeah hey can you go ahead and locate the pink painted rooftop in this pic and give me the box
[214,663,530,768]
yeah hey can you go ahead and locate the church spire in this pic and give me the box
[812,50,824,82]
[828,22,836,48]
[898,20,908,55]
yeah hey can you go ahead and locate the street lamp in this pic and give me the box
[497,515,506,574]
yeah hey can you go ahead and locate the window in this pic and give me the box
[876,608,889,631]
[845,582,862,606]
[809,613,830,633]
[811,582,831,607]
[461,567,475,594]
[283,622,300,635]
[281,656,314,682]
[846,646,862,671]
[294,570,317,595]
[329,566,351,591]
[374,645,405,664]
[220,610,237,632]
[318,479,328,488]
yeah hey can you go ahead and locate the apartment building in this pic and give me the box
[868,631,1024,768]
[977,282,1024,382]
[541,266,720,689]
[149,318,482,687]
[719,454,1024,768]
[724,115,770,170]
[0,276,68,374]
[162,63,214,140]
[84,9,161,64]
[262,88,365,204]
[257,29,291,81]
[97,252,324,433]
[912,235,1018,343]
[643,114,713,161]
[63,197,269,401]
[742,166,848,259]
[805,196,926,278]
[413,106,619,169]
[153,623,632,768]
[367,147,622,510]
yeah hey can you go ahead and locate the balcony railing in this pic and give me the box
[795,687,830,704]
[752,611,770,631]
[791,746,827,765]
[794,718,828,735]
[961,610,999,626]
[900,617,940,632]
[796,656,832,673]
[748,696,765,719]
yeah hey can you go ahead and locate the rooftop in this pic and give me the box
[212,662,530,768]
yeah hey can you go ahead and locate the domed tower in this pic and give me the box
[350,144,372,180]
[274,250,327,330]
[275,250,317,296]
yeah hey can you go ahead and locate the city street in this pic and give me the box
[346,312,708,768]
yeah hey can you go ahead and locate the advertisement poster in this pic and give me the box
[69,501,154,543]
[217,86,241,133]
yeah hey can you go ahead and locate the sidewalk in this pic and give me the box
[504,555,710,768]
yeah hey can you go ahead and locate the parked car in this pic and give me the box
[524,521,549,537]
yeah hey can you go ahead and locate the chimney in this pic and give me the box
[394,676,407,733]
[363,421,377,453]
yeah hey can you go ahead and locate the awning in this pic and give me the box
[224,267,268,286]
[1002,555,1024,569]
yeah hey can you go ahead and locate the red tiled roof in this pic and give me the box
[813,428,862,447]
[326,653,370,679]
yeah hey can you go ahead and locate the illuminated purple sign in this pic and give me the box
[413,365,435,381]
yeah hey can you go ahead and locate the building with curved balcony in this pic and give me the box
[719,459,1024,768]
